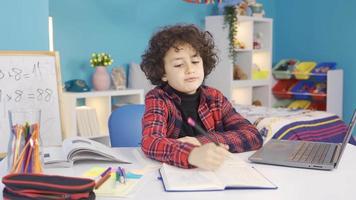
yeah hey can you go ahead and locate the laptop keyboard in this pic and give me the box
[288,142,331,164]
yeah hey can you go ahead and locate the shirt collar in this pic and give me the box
[160,83,207,104]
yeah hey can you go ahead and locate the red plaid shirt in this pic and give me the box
[141,84,262,168]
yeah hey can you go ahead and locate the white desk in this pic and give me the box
[1,144,356,200]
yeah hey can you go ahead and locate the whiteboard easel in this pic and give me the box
[0,51,63,152]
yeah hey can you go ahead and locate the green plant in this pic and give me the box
[223,5,238,62]
[90,52,113,67]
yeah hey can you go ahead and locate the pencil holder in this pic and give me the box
[7,109,43,174]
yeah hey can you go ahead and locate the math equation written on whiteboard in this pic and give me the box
[0,61,54,103]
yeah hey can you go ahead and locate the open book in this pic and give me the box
[43,137,131,168]
[159,157,277,191]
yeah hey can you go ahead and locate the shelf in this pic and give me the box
[233,79,270,87]
[60,89,144,139]
[63,89,144,98]
[205,15,273,107]
[273,91,326,99]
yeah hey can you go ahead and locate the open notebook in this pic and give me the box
[159,157,277,192]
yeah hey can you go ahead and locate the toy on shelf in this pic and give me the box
[233,64,248,80]
[253,32,263,49]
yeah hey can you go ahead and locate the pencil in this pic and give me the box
[187,117,219,146]
[95,172,111,189]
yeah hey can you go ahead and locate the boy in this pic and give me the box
[140,24,262,170]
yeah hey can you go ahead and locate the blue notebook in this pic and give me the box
[159,158,277,192]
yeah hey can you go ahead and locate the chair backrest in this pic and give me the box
[108,104,145,147]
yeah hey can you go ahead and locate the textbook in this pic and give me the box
[43,137,131,168]
[159,157,277,192]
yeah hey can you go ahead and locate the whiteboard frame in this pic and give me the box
[0,51,64,147]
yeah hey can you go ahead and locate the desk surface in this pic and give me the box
[1,144,356,200]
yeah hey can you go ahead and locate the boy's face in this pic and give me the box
[162,43,204,94]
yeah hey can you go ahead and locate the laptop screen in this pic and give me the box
[335,109,356,167]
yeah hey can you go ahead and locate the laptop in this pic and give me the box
[249,109,356,170]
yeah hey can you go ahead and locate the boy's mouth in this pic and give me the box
[185,77,199,82]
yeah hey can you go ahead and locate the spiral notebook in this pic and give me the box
[159,157,277,192]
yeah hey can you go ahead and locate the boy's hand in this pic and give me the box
[177,136,201,146]
[188,143,230,170]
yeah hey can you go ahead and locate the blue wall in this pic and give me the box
[273,0,356,124]
[0,0,49,50]
[49,0,213,86]
[1,0,354,124]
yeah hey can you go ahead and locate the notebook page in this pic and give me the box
[215,158,275,188]
[160,163,225,191]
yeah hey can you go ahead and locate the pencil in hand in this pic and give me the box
[187,117,219,146]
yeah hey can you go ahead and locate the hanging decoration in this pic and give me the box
[183,0,222,4]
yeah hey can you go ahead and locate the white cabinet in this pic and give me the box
[60,89,144,139]
[205,15,273,107]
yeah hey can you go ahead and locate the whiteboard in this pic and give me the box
[0,51,63,152]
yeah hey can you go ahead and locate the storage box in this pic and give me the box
[288,100,311,110]
[290,80,315,100]
[272,59,299,79]
[272,79,298,99]
[308,101,326,111]
[273,99,293,108]
[252,70,269,80]
[293,61,316,79]
[310,62,337,82]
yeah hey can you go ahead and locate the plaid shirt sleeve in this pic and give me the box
[141,92,196,169]
[196,92,263,153]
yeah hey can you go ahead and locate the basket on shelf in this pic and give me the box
[310,62,337,82]
[290,80,315,100]
[272,59,299,79]
[273,99,293,108]
[272,79,298,99]
[293,61,317,79]
[288,100,311,110]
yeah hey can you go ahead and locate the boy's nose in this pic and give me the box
[186,63,194,74]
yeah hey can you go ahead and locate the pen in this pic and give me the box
[116,167,125,184]
[187,117,219,146]
[95,172,111,189]
[121,167,127,184]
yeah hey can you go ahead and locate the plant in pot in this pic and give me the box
[90,52,114,91]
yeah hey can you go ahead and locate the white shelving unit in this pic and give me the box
[205,15,273,107]
[60,89,144,139]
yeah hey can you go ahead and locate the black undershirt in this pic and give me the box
[174,89,206,138]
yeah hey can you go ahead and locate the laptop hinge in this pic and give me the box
[331,144,341,166]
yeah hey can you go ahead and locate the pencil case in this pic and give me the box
[2,173,96,200]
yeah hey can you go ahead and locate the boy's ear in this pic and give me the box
[161,74,168,82]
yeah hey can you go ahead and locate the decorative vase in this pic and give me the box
[92,66,111,91]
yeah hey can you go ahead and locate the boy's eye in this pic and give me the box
[174,64,183,68]
[192,61,200,64]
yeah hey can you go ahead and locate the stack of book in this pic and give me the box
[76,106,100,137]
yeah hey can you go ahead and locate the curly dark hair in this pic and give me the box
[141,24,218,85]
